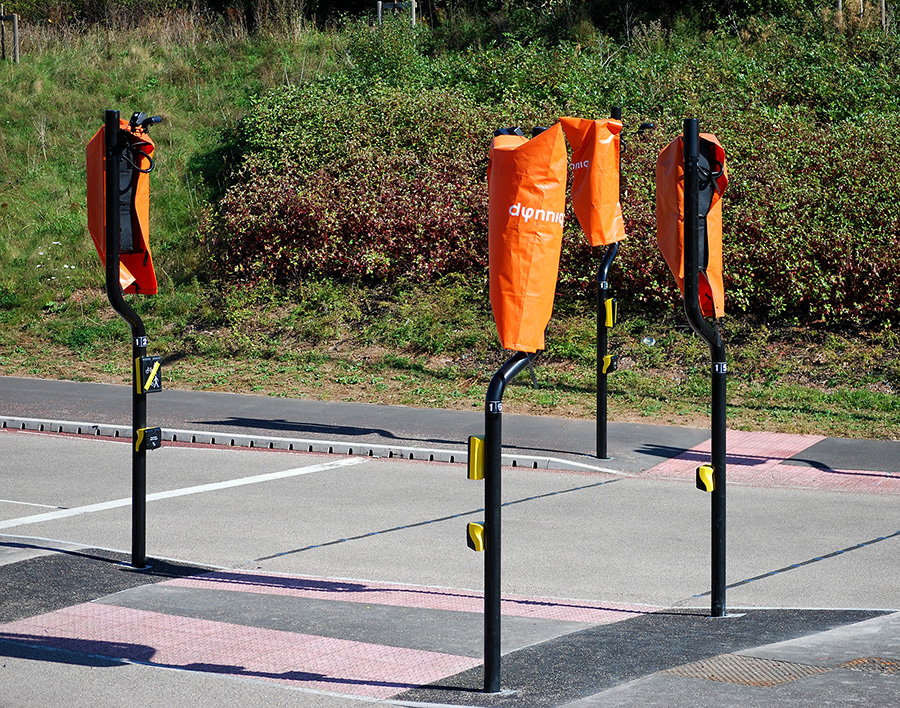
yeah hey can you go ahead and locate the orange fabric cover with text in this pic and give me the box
[86,120,158,295]
[560,117,625,247]
[488,123,568,352]
[656,133,728,318]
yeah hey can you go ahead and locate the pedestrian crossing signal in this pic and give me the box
[135,355,162,394]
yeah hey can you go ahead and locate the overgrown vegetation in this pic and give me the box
[0,7,897,440]
[204,12,900,326]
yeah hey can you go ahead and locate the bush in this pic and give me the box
[720,114,900,324]
[200,77,500,282]
[202,152,489,283]
[202,16,900,327]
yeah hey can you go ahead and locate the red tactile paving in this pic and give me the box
[0,570,657,699]
[162,571,657,624]
[644,430,900,494]
[0,603,482,699]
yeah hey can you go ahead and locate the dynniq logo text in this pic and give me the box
[508,202,565,226]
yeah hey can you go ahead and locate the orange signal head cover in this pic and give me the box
[655,133,728,318]
[86,119,158,295]
[560,117,626,247]
[488,124,568,353]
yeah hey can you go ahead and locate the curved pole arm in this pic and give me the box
[596,241,620,286]
[486,351,535,404]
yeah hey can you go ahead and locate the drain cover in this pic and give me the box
[661,654,830,687]
[842,657,900,675]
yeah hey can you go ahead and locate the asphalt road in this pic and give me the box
[1,375,899,707]
[2,376,898,473]
[1,427,899,707]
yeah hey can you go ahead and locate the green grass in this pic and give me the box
[0,17,897,441]
[0,19,345,311]
[1,274,896,438]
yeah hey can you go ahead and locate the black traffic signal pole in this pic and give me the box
[483,350,534,693]
[595,107,623,460]
[595,109,655,459]
[595,241,618,460]
[682,118,726,617]
[104,109,149,570]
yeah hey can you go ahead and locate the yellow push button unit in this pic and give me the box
[601,354,618,374]
[467,435,485,480]
[604,297,617,328]
[135,426,163,452]
[696,464,715,492]
[467,522,486,552]
[135,355,162,394]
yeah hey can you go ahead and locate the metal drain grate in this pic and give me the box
[661,654,831,687]
[842,657,900,675]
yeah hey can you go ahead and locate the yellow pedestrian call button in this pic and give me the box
[467,522,485,552]
[696,464,715,493]
[467,435,485,480]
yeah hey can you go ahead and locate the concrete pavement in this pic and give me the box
[1,376,899,706]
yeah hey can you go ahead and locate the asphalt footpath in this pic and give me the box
[1,375,899,707]
[1,375,898,474]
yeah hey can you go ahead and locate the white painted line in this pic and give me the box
[0,499,64,509]
[540,456,627,475]
[0,457,366,530]
[388,700,491,708]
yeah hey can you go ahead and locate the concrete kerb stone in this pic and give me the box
[0,415,621,475]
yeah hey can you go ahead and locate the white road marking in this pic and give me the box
[0,457,366,530]
[0,499,64,509]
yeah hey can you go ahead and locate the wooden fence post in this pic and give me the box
[1,7,19,64]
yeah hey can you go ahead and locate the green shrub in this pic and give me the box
[201,15,900,327]
[201,151,490,283]
[201,79,498,283]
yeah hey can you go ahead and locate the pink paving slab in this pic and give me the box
[0,603,481,699]
[645,430,824,478]
[162,571,657,624]
[642,430,900,494]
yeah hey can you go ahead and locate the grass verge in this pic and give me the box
[1,277,897,440]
